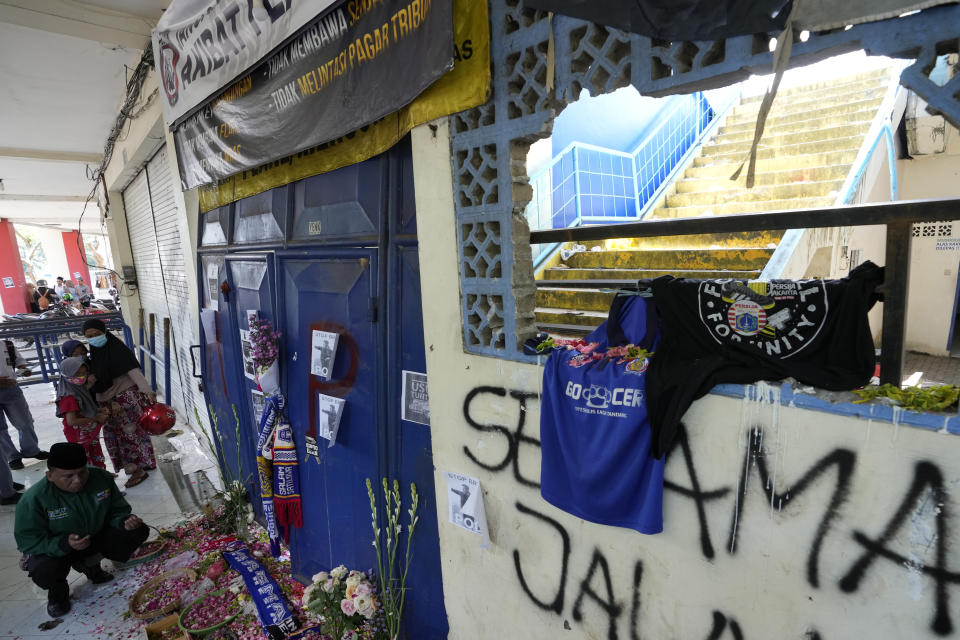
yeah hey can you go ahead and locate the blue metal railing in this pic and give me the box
[136,309,172,406]
[0,310,170,405]
[839,122,898,204]
[0,312,132,385]
[526,91,736,267]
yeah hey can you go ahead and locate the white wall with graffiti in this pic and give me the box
[412,121,960,640]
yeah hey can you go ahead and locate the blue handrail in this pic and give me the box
[760,71,902,280]
[840,122,898,204]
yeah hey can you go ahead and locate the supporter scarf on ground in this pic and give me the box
[223,543,298,639]
[256,395,284,557]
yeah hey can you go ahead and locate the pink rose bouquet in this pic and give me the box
[303,566,386,639]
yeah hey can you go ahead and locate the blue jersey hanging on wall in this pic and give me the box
[539,296,665,534]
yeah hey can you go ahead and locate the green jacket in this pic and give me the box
[14,468,133,557]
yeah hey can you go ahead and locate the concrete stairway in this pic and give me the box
[535,68,895,336]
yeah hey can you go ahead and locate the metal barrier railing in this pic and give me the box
[0,310,170,405]
[137,308,172,406]
[0,312,132,385]
[525,91,735,266]
[529,197,960,387]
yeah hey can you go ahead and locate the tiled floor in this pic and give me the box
[904,351,960,386]
[0,382,193,639]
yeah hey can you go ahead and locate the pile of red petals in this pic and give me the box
[180,591,241,630]
[133,576,193,616]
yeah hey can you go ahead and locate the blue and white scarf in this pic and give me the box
[223,543,298,638]
[256,394,284,557]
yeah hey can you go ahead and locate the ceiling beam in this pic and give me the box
[0,147,102,163]
[0,194,88,202]
[11,220,102,233]
[0,0,153,49]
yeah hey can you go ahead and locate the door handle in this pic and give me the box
[189,345,203,379]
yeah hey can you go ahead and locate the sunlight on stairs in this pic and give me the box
[535,67,896,336]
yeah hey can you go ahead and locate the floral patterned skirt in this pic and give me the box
[62,421,106,470]
[103,388,157,472]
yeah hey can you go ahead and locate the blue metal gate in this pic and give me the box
[196,138,448,637]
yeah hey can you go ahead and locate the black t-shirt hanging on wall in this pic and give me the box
[645,261,884,458]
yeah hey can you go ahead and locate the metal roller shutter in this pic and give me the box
[122,147,206,429]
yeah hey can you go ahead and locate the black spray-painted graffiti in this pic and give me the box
[463,385,959,638]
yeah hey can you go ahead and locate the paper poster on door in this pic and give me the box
[304,435,320,459]
[239,330,256,380]
[206,263,220,310]
[401,370,429,426]
[200,309,217,344]
[311,330,339,379]
[317,393,345,447]
[443,471,490,548]
[251,389,266,426]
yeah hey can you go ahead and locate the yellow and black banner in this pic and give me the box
[198,0,489,213]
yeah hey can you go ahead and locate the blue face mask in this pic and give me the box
[88,335,108,348]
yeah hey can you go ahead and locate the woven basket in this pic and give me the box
[178,588,241,636]
[143,613,188,640]
[129,568,198,620]
[122,539,169,569]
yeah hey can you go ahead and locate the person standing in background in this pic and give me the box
[82,319,155,487]
[35,280,57,311]
[54,277,65,297]
[25,283,40,314]
[75,278,91,307]
[0,340,48,470]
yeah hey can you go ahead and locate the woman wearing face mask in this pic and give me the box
[56,357,110,469]
[81,319,156,487]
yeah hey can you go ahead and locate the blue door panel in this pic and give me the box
[198,254,248,483]
[200,206,230,247]
[225,258,277,514]
[290,158,384,242]
[279,253,380,580]
[234,187,288,244]
[392,245,449,638]
[396,138,418,237]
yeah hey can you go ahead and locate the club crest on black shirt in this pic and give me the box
[697,279,828,358]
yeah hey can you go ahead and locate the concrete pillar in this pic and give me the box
[0,219,28,314]
[61,230,92,290]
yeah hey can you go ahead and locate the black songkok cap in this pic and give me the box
[48,443,87,470]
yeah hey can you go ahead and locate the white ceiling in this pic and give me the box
[0,0,168,233]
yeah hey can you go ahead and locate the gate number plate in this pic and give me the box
[308,221,322,235]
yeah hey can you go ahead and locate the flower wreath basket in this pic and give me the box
[129,568,198,620]
[121,539,169,569]
[178,587,241,636]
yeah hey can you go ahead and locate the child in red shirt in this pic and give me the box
[56,356,110,469]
